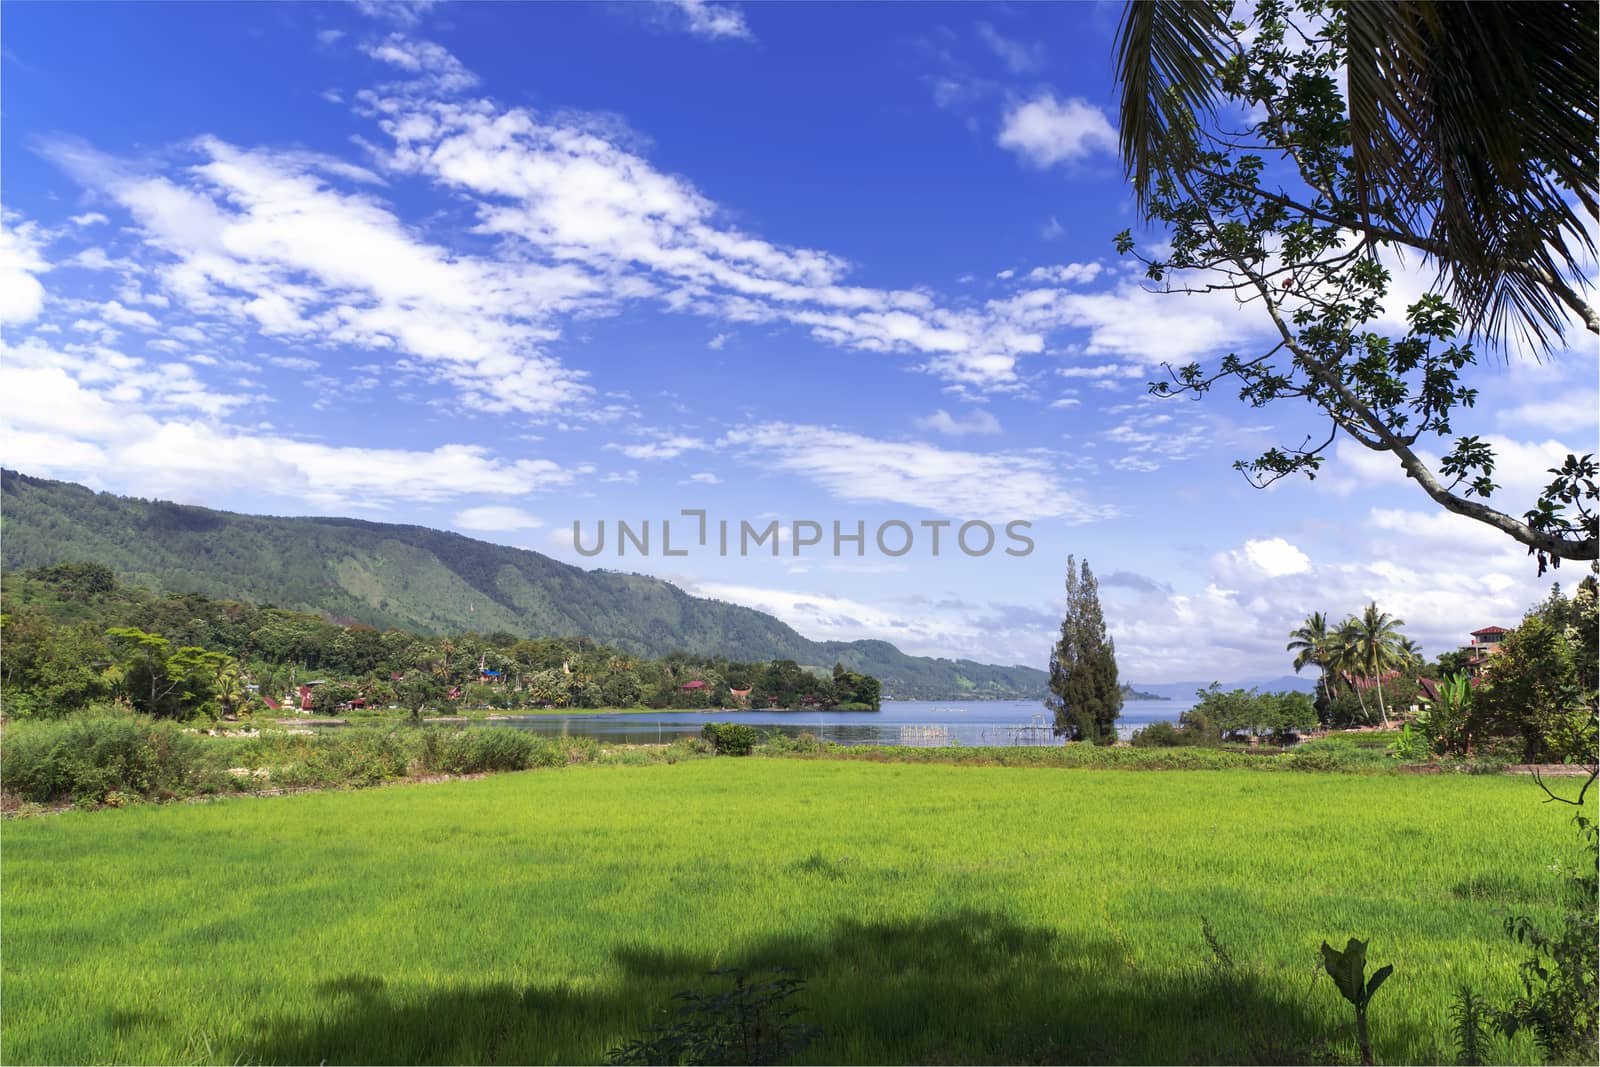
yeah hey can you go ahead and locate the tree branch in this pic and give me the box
[1170,170,1598,564]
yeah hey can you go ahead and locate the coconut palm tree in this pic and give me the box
[1329,618,1373,725]
[1354,602,1407,729]
[1395,637,1426,673]
[216,664,247,721]
[1114,1,1599,350]
[1287,612,1335,708]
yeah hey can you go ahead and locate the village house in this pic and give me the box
[1457,625,1508,679]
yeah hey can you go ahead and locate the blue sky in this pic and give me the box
[2,0,1595,682]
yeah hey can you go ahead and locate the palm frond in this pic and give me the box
[1345,1,1599,351]
[1115,0,1234,209]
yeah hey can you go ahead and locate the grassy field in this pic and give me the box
[1,759,1588,1065]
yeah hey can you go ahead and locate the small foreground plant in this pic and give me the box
[1321,937,1393,1066]
[1451,986,1489,1066]
[607,968,819,1066]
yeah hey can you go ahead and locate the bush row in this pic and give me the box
[1,718,230,804]
[794,736,1402,774]
[1,717,1456,809]
[0,718,651,805]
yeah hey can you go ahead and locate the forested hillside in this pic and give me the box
[0,563,884,718]
[0,471,1048,700]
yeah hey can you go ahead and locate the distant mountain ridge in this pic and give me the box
[0,471,1050,701]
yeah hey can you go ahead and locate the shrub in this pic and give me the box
[1386,723,1428,762]
[1130,721,1190,747]
[666,736,714,759]
[702,722,758,756]
[1421,674,1479,758]
[417,727,537,774]
[0,717,212,802]
[473,728,536,771]
[758,730,824,755]
[274,727,413,788]
[1286,737,1391,774]
[607,969,818,1066]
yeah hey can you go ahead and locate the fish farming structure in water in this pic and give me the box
[973,715,1061,747]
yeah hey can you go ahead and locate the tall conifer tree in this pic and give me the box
[1045,556,1122,743]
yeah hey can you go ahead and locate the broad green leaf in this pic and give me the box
[1366,963,1393,1001]
[1320,938,1369,1006]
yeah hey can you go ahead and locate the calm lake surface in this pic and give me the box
[459,698,1195,747]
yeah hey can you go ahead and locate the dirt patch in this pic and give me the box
[1503,764,1597,777]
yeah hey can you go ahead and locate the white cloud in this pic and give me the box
[1057,361,1141,379]
[264,354,320,371]
[687,471,721,484]
[0,218,50,325]
[68,212,109,228]
[355,0,437,28]
[1098,512,1556,681]
[15,42,1244,403]
[994,277,1270,364]
[1324,434,1589,507]
[24,35,1341,416]
[1499,393,1600,434]
[720,422,1108,521]
[97,300,160,330]
[362,34,479,91]
[690,581,983,649]
[366,83,1092,390]
[0,338,568,507]
[43,136,597,415]
[976,22,1044,74]
[1026,262,1101,285]
[607,433,706,460]
[707,332,729,350]
[3,336,245,419]
[455,505,546,531]
[914,407,1002,436]
[661,0,754,41]
[1238,537,1311,577]
[997,94,1117,167]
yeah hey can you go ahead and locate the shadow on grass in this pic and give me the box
[239,911,1426,1064]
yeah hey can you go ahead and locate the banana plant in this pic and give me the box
[1321,938,1393,1066]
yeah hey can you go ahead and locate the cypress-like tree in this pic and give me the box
[1045,556,1123,743]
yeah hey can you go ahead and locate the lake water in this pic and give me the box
[456,698,1194,747]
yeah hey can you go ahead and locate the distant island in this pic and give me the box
[1121,684,1169,701]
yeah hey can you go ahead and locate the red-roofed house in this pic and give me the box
[1458,625,1509,678]
[679,680,708,691]
[1347,669,1403,693]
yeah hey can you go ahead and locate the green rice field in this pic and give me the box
[1,759,1589,1064]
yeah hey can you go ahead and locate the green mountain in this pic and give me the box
[0,471,1049,700]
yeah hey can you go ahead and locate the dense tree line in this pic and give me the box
[0,563,880,720]
[1134,687,1317,748]
[1287,579,1597,762]
[1287,603,1425,729]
